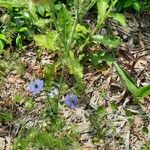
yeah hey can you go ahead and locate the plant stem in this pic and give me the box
[80,0,118,52]
[47,0,59,31]
[66,0,79,54]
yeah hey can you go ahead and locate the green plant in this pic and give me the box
[0,0,50,51]
[115,62,150,100]
[116,0,150,12]
[141,141,150,150]
[0,109,13,122]
[33,0,128,91]
[116,0,142,12]
[13,96,79,150]
[90,106,107,140]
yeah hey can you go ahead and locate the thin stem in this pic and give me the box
[80,0,118,52]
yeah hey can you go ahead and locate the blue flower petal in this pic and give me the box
[64,94,78,109]
[27,79,44,95]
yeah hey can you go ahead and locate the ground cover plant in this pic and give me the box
[0,0,150,149]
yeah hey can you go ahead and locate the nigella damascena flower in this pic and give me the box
[64,94,78,109]
[27,79,44,95]
[48,87,59,99]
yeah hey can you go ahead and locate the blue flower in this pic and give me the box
[64,94,78,109]
[27,79,44,95]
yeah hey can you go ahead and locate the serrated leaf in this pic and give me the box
[0,1,13,9]
[92,35,122,48]
[97,0,108,22]
[75,24,89,38]
[66,51,84,88]
[0,0,28,9]
[110,13,126,27]
[67,51,83,79]
[57,5,73,41]
[34,31,59,51]
[136,85,150,98]
[114,62,139,96]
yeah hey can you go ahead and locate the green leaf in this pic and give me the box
[89,51,115,67]
[18,27,28,32]
[0,110,13,122]
[37,6,45,17]
[114,62,139,96]
[66,51,84,89]
[97,0,108,22]
[57,5,73,41]
[0,34,7,42]
[44,61,61,89]
[0,1,13,9]
[16,34,22,49]
[124,0,133,8]
[142,127,149,134]
[97,106,106,115]
[109,13,126,27]
[0,40,4,54]
[34,31,59,51]
[0,0,28,9]
[75,24,89,38]
[133,1,141,12]
[136,85,150,99]
[92,35,122,48]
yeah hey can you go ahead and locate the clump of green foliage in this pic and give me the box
[13,95,79,150]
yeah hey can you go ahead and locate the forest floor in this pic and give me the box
[0,11,150,150]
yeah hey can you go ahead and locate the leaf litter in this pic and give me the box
[0,11,150,150]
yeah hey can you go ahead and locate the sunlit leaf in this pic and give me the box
[0,34,7,42]
[133,1,141,11]
[66,51,84,89]
[32,0,47,5]
[92,35,122,48]
[57,5,73,41]
[110,13,126,27]
[18,27,28,32]
[34,31,59,51]
[97,0,108,22]
[75,24,89,38]
[0,0,28,9]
